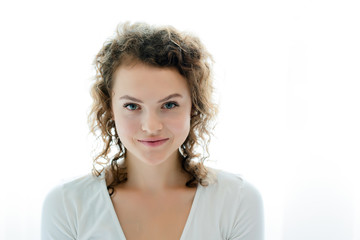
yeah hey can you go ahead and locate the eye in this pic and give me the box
[123,103,140,111]
[163,101,179,109]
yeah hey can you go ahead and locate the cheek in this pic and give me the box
[115,116,139,138]
[167,113,191,136]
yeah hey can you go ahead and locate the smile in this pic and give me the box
[137,138,169,147]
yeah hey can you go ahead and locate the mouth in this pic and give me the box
[137,138,169,147]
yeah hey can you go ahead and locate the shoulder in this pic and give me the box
[42,172,106,216]
[41,174,94,238]
[199,168,264,239]
[220,169,262,199]
[204,167,262,202]
[45,173,104,200]
[216,169,264,239]
[41,173,122,239]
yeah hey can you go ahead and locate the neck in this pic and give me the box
[123,151,189,194]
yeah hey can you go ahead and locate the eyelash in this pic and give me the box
[123,101,179,111]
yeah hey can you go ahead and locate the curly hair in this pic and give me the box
[88,22,218,195]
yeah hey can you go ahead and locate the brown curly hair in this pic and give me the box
[88,22,218,195]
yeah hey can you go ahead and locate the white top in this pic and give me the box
[41,168,264,240]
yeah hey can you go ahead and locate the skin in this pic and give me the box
[110,62,193,195]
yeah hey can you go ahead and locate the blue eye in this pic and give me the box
[123,102,178,111]
[124,103,139,111]
[163,102,179,109]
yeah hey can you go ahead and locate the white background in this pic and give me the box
[0,0,359,239]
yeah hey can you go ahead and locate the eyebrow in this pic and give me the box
[119,93,183,103]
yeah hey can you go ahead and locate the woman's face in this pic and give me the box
[111,62,192,166]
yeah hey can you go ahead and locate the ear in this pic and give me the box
[191,108,198,118]
[109,103,114,120]
[190,106,195,117]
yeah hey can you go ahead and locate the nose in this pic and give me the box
[141,111,163,134]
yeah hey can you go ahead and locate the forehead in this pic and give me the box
[112,63,190,99]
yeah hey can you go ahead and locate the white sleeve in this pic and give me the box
[41,185,77,240]
[229,180,264,240]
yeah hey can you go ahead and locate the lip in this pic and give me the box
[137,138,169,147]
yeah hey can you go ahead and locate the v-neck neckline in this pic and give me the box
[100,175,201,240]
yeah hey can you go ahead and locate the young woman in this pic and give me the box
[41,22,264,240]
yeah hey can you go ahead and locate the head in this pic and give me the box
[88,22,218,191]
[111,62,192,168]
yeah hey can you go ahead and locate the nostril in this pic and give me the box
[141,119,163,133]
